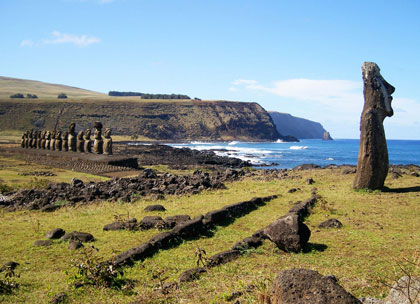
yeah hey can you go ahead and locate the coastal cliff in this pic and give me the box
[0,99,290,142]
[269,111,331,139]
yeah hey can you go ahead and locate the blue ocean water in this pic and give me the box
[170,139,420,169]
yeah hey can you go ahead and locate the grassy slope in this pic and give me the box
[1,159,419,303]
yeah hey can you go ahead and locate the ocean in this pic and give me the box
[169,139,420,169]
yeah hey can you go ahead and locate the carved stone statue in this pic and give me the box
[37,131,42,149]
[21,133,26,148]
[45,131,51,150]
[84,129,92,153]
[55,131,62,151]
[40,131,46,149]
[33,130,38,148]
[76,131,85,153]
[68,123,77,152]
[353,62,395,190]
[62,131,69,151]
[28,129,34,148]
[50,131,56,151]
[93,121,103,154]
[103,128,113,155]
[25,131,30,148]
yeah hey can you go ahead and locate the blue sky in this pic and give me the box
[1,0,420,139]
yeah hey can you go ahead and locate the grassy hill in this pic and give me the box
[0,76,106,99]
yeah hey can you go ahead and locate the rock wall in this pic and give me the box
[269,111,329,139]
[0,99,286,141]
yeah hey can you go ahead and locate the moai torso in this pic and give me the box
[40,131,46,149]
[353,62,395,190]
[93,129,103,154]
[76,131,85,153]
[68,123,77,152]
[62,131,69,151]
[55,131,62,151]
[28,130,34,148]
[45,131,51,150]
[51,131,56,151]
[25,131,30,148]
[103,128,113,155]
[37,131,42,149]
[21,133,26,148]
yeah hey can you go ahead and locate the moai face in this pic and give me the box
[77,131,84,140]
[68,123,76,133]
[85,129,91,139]
[104,128,111,138]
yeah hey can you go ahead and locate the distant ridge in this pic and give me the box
[0,76,106,99]
[269,111,330,139]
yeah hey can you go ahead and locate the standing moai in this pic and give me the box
[93,122,103,154]
[62,131,69,151]
[55,131,63,151]
[21,133,26,148]
[37,131,42,149]
[84,129,92,153]
[68,123,77,152]
[41,131,47,149]
[103,128,113,155]
[353,62,395,190]
[25,131,30,148]
[28,129,34,148]
[76,131,85,153]
[45,131,51,150]
[51,131,56,151]
[33,130,38,149]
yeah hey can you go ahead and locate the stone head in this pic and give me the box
[62,131,68,139]
[94,121,103,131]
[362,62,395,118]
[68,122,76,133]
[85,129,91,138]
[77,131,84,140]
[104,128,111,138]
[46,131,51,139]
[56,131,62,139]
[51,131,56,138]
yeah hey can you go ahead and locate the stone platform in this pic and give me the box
[0,146,140,175]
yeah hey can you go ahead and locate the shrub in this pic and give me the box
[10,93,24,99]
[26,94,38,99]
[0,264,20,294]
[57,93,68,99]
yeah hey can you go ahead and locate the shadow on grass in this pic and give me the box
[382,186,420,193]
[303,243,328,253]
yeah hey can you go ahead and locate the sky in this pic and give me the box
[1,0,420,139]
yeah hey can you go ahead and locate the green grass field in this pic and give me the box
[1,159,419,303]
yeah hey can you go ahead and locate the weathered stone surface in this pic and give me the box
[61,231,94,242]
[76,131,85,153]
[144,204,166,212]
[34,239,53,247]
[263,213,311,252]
[172,215,204,238]
[93,122,103,154]
[164,215,191,229]
[232,236,263,251]
[385,276,420,304]
[83,129,92,153]
[103,218,137,231]
[318,218,343,229]
[46,228,66,239]
[113,243,153,266]
[68,240,83,250]
[139,216,164,230]
[68,122,77,152]
[268,268,361,304]
[103,128,112,155]
[353,62,395,190]
[207,250,241,267]
[359,298,384,304]
[288,195,318,220]
[179,267,207,282]
[148,231,176,249]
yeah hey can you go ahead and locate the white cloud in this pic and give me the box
[232,79,258,86]
[43,31,100,47]
[20,39,34,47]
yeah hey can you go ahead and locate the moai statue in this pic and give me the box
[37,131,42,149]
[28,129,34,148]
[93,121,103,154]
[353,62,395,190]
[21,133,26,148]
[62,131,69,152]
[55,131,63,151]
[84,129,92,153]
[25,131,30,148]
[76,131,85,153]
[40,131,47,149]
[103,128,113,155]
[50,131,56,151]
[68,122,77,152]
[33,130,38,149]
[45,131,52,150]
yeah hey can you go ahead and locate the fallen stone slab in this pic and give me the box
[207,250,241,267]
[46,228,66,239]
[179,267,207,282]
[144,204,166,212]
[164,215,191,229]
[264,213,311,253]
[232,236,263,251]
[61,231,94,242]
[113,243,154,266]
[288,195,319,220]
[268,268,361,304]
[103,218,138,231]
[34,240,53,247]
[138,216,164,230]
[68,240,83,250]
[172,215,204,238]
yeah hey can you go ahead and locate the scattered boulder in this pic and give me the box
[178,267,207,282]
[68,240,83,250]
[61,231,94,242]
[207,250,241,267]
[164,215,191,229]
[232,236,263,251]
[46,228,65,239]
[41,204,60,212]
[144,204,166,212]
[306,178,315,185]
[172,215,204,238]
[268,268,361,304]
[34,240,53,247]
[0,261,19,272]
[70,178,84,188]
[103,218,137,231]
[139,216,164,230]
[288,188,298,193]
[318,219,343,229]
[263,213,311,252]
[385,276,420,304]
[342,168,357,175]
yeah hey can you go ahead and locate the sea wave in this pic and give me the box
[290,146,308,150]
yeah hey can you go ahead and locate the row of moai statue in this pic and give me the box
[20,122,112,155]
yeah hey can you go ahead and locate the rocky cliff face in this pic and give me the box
[269,111,330,139]
[0,99,289,142]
